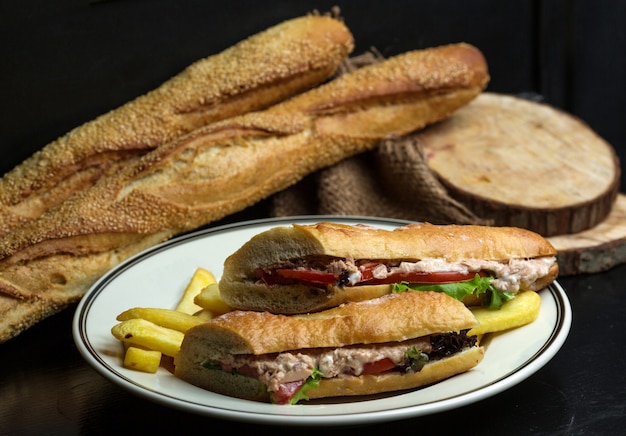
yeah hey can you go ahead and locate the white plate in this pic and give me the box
[73,216,572,426]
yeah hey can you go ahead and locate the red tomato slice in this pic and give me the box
[266,265,483,287]
[360,358,396,375]
[357,263,378,282]
[270,380,305,405]
[275,269,338,285]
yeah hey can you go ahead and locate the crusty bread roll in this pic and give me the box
[0,13,354,237]
[223,222,558,272]
[183,290,479,356]
[219,222,559,314]
[0,42,489,343]
[174,291,484,403]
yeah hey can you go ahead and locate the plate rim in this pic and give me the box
[73,215,572,426]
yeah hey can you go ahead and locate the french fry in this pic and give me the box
[176,267,217,314]
[112,268,221,371]
[469,291,542,336]
[193,309,215,320]
[194,283,233,315]
[111,318,184,357]
[116,307,205,332]
[123,345,162,373]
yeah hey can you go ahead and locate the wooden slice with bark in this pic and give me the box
[548,193,626,276]
[418,92,620,236]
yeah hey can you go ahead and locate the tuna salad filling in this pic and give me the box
[256,255,556,293]
[202,330,477,404]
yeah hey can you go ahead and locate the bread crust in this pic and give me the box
[219,222,559,313]
[175,364,271,402]
[178,292,478,357]
[0,14,354,237]
[0,293,67,344]
[223,222,557,275]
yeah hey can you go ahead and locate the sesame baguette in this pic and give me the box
[0,14,354,237]
[0,43,489,265]
[0,43,488,342]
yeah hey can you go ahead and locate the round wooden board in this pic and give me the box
[548,193,626,276]
[419,92,620,236]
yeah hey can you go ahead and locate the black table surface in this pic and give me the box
[2,1,626,434]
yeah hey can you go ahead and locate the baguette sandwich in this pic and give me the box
[0,13,354,237]
[0,43,489,342]
[219,222,558,314]
[174,291,484,404]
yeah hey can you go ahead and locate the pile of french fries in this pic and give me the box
[111,267,543,374]
[111,267,233,373]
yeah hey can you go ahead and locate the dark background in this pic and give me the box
[1,1,626,434]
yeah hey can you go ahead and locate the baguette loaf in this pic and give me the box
[174,291,483,403]
[219,222,559,314]
[182,291,478,357]
[223,222,558,273]
[0,43,489,342]
[0,13,354,237]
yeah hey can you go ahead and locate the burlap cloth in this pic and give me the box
[269,50,490,225]
[270,133,490,225]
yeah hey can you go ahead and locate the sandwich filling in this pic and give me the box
[202,330,477,404]
[255,256,556,309]
[257,256,555,292]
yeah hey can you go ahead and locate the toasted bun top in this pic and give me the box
[180,291,478,358]
[221,222,557,280]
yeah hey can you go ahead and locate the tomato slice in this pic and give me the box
[357,262,378,282]
[274,269,338,285]
[360,358,396,375]
[264,265,483,287]
[270,380,305,405]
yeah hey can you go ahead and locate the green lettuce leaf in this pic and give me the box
[289,368,323,405]
[391,274,514,310]
[405,346,429,372]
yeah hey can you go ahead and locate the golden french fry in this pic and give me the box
[123,345,162,373]
[111,318,184,357]
[469,291,542,336]
[193,309,215,320]
[116,307,205,332]
[176,267,217,314]
[194,283,232,315]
